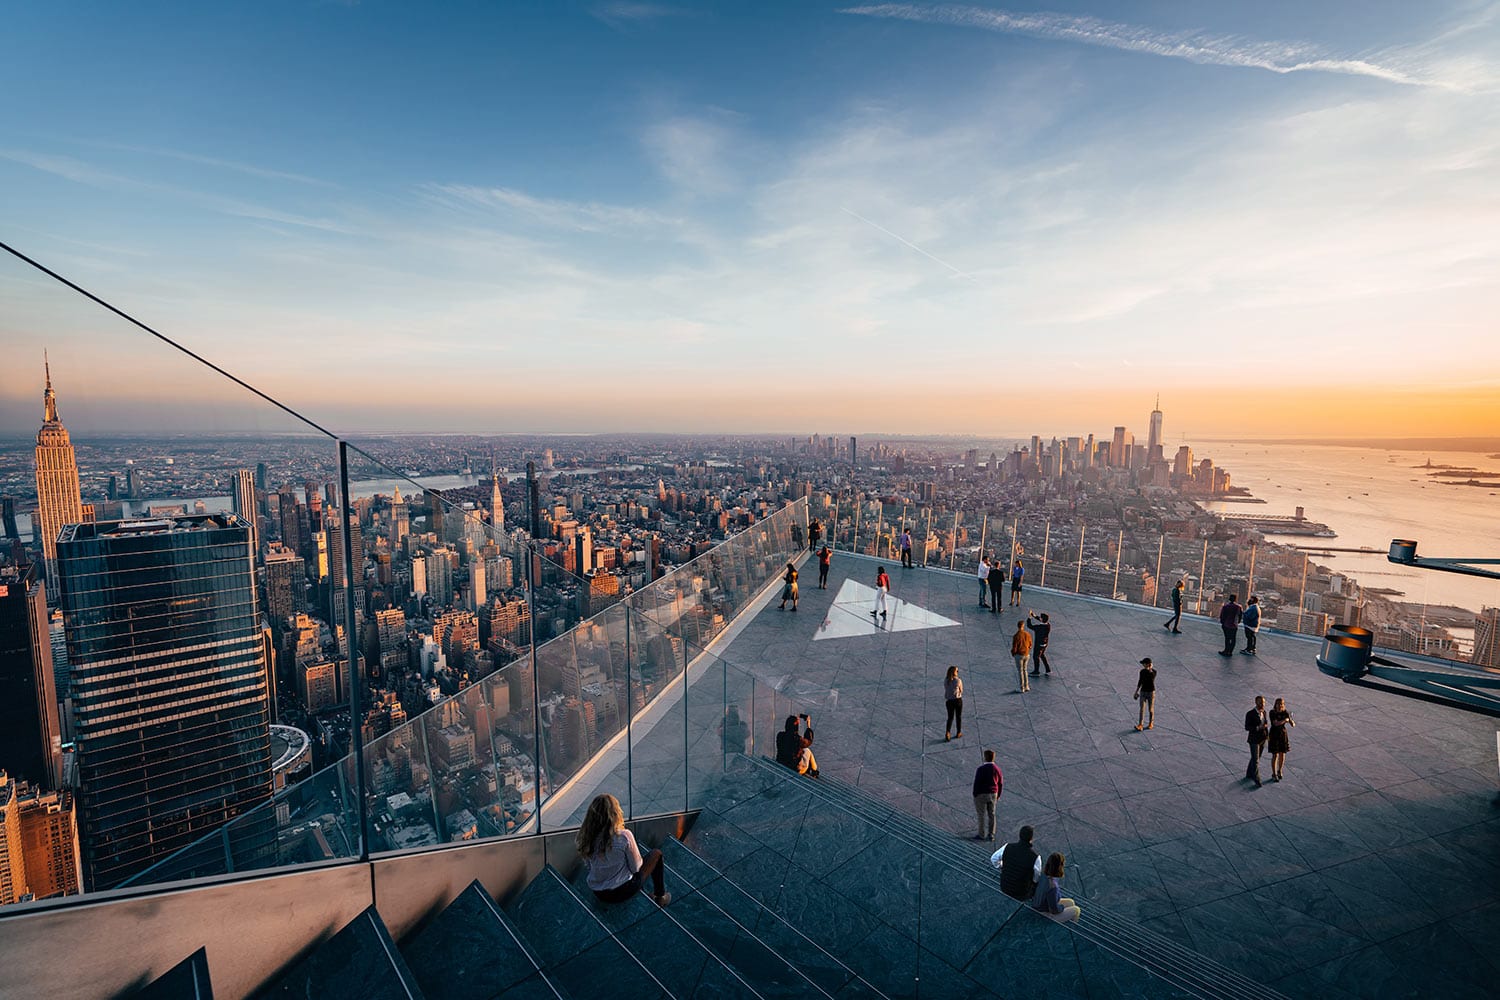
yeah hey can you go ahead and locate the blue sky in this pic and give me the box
[2,1,1497,437]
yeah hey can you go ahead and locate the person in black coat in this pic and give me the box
[998,825,1040,902]
[776,714,817,776]
[1026,611,1053,675]
[1164,580,1184,633]
[1244,695,1269,787]
[987,556,1005,613]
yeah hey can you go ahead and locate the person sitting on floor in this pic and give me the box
[997,825,1041,902]
[775,714,818,776]
[577,793,670,907]
[1032,852,1081,922]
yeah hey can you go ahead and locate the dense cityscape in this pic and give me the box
[2,365,1494,908]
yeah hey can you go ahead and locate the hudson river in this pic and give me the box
[1203,442,1498,614]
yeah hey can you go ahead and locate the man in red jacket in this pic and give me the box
[972,749,1003,841]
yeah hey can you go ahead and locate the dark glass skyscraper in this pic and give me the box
[0,561,62,790]
[57,515,273,890]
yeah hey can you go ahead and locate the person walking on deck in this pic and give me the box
[1164,580,1184,634]
[1133,657,1156,731]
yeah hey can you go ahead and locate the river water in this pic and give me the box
[1203,442,1499,614]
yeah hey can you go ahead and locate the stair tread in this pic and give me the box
[403,881,551,1000]
[736,758,1286,1000]
[257,907,425,1000]
[661,839,857,998]
[505,868,667,1000]
[130,947,213,1000]
[557,858,770,999]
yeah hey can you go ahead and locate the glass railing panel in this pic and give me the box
[364,709,437,852]
[417,682,502,844]
[0,247,359,901]
[685,645,729,810]
[626,606,687,817]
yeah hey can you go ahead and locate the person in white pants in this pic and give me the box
[870,566,890,623]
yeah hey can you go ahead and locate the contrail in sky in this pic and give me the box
[842,4,1445,88]
[841,206,971,278]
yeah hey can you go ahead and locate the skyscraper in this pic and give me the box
[57,514,273,890]
[0,771,82,903]
[1147,396,1164,464]
[231,468,259,564]
[277,486,301,555]
[1109,427,1127,467]
[33,358,85,597]
[1473,607,1500,669]
[263,543,307,623]
[0,561,63,790]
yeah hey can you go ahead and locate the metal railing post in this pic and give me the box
[1074,525,1085,593]
[1039,521,1050,588]
[1153,535,1164,606]
[337,442,369,862]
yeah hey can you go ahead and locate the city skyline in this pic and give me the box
[3,2,1498,436]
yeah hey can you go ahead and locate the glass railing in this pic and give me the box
[806,493,1493,662]
[121,492,807,887]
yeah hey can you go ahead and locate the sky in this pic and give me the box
[2,0,1498,440]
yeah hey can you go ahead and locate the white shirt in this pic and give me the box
[584,829,643,892]
[978,560,991,580]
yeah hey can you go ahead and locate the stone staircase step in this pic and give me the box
[401,880,566,1000]
[555,858,770,998]
[256,906,425,999]
[129,946,213,999]
[503,866,668,999]
[750,757,1286,1000]
[660,837,883,1000]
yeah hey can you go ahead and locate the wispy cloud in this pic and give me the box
[82,141,335,187]
[592,3,687,29]
[423,183,680,233]
[0,148,355,234]
[841,3,1457,89]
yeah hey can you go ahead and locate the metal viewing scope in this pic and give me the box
[1387,539,1500,581]
[1314,539,1500,716]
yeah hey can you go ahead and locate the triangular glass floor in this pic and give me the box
[813,578,962,640]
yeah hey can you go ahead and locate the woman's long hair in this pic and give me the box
[576,793,624,858]
[1044,852,1066,878]
[945,665,959,682]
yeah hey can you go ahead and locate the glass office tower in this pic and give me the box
[0,561,62,790]
[56,515,273,890]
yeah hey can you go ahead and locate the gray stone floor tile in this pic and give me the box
[674,562,1500,997]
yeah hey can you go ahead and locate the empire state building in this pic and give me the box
[34,358,86,596]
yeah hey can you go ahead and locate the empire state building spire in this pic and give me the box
[43,351,60,425]
[34,355,86,597]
